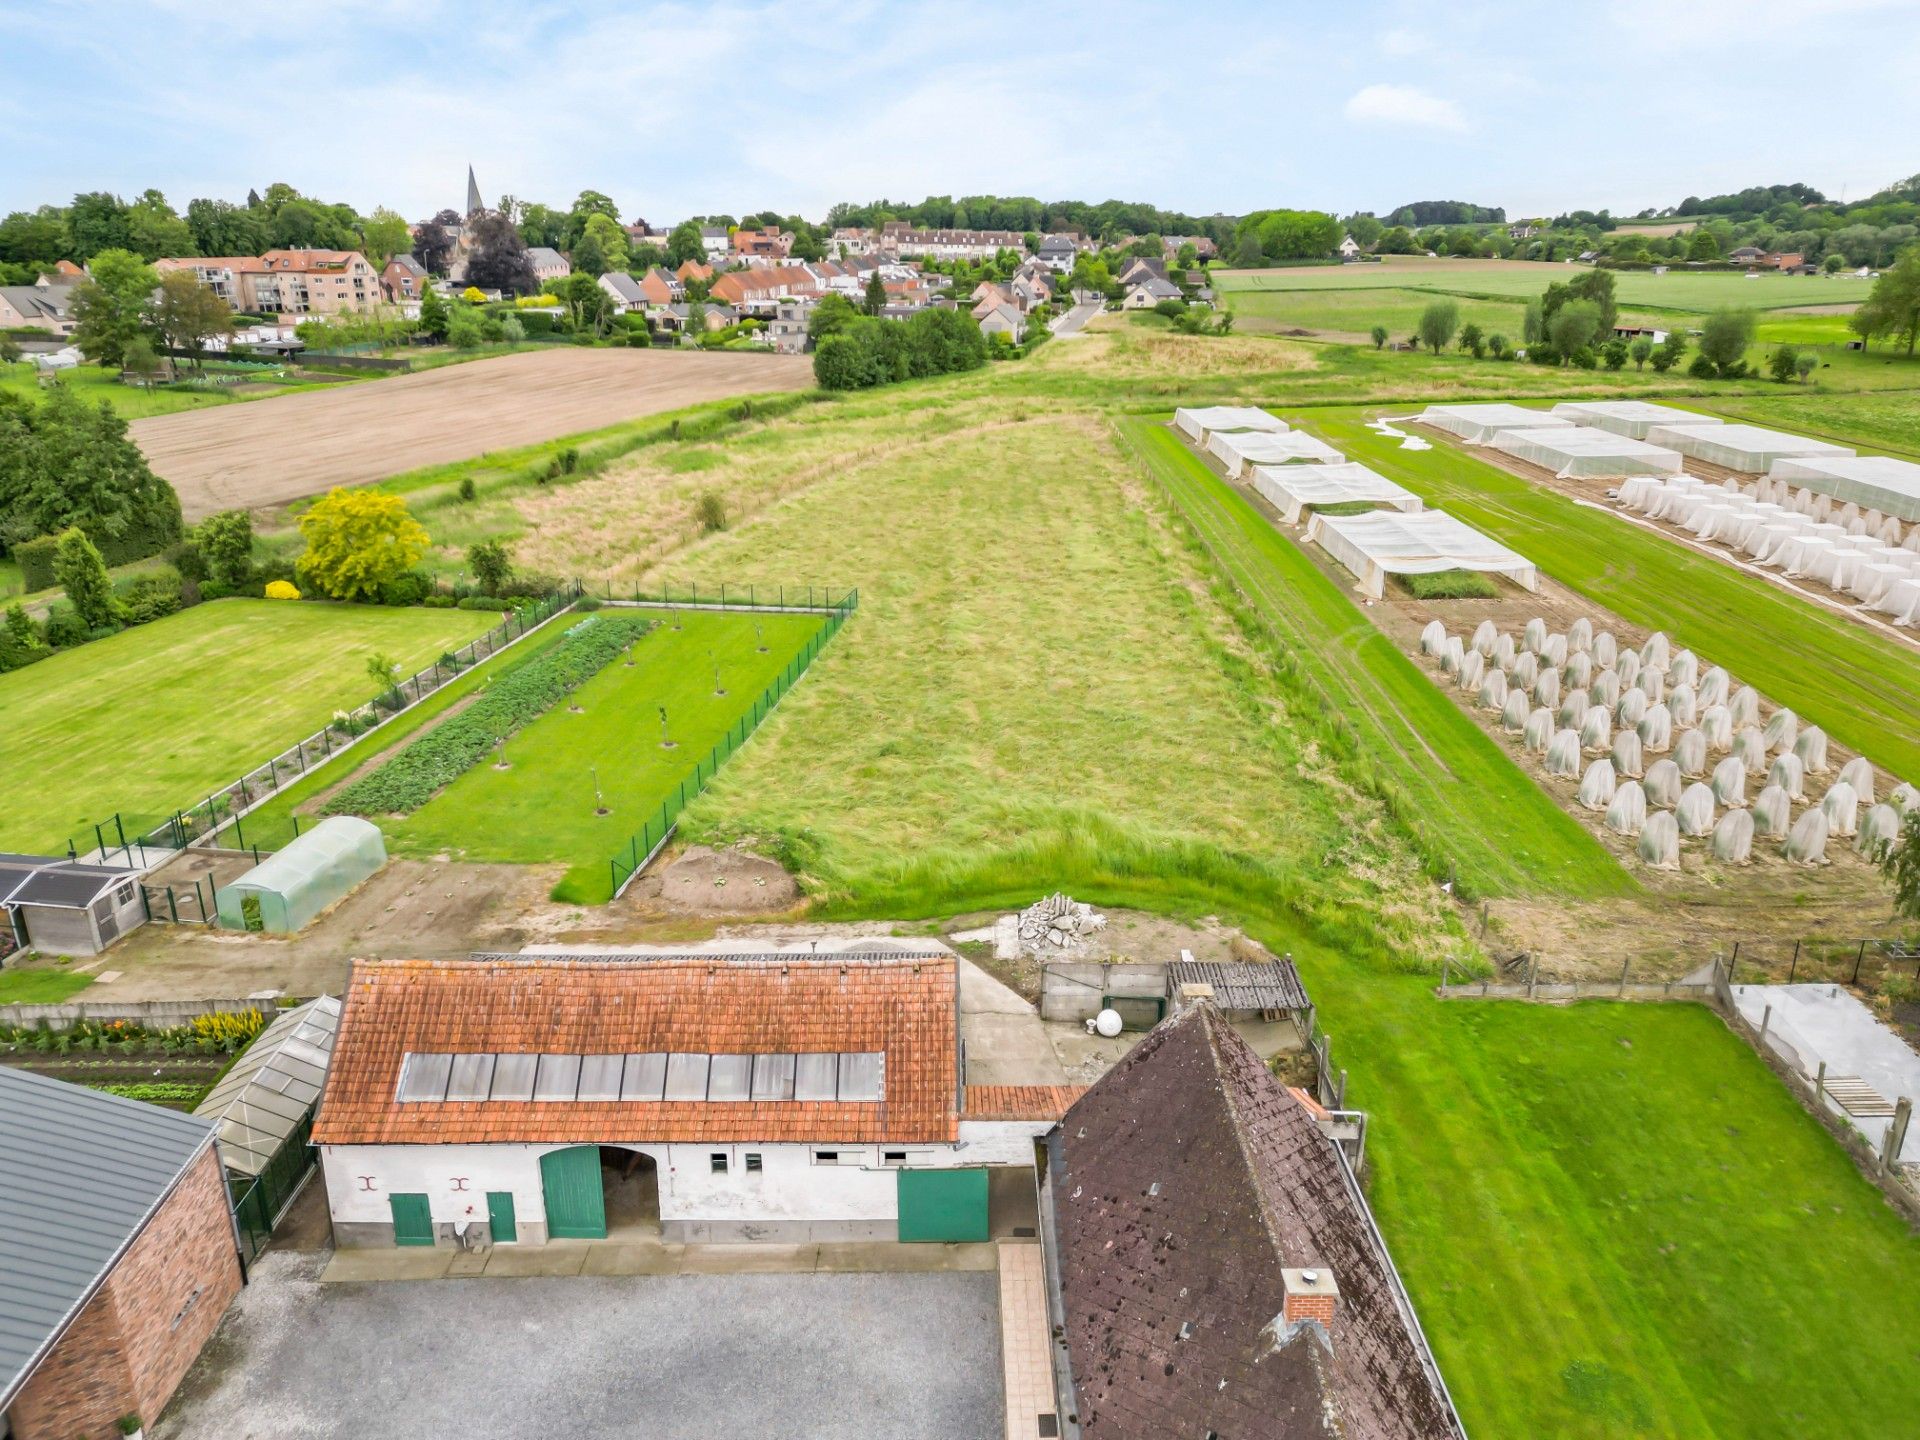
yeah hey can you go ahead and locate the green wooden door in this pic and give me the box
[897,1168,989,1243]
[487,1191,518,1244]
[389,1192,434,1246]
[540,1146,606,1239]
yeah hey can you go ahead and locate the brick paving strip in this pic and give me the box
[996,1239,1058,1440]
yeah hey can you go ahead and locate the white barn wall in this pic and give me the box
[324,1121,1045,1247]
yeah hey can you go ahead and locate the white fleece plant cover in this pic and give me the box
[1207,428,1343,477]
[1766,455,1920,524]
[1418,403,1573,445]
[1491,425,1685,479]
[1305,509,1539,599]
[1548,401,1724,441]
[1251,462,1425,523]
[1641,422,1853,472]
[1173,406,1290,444]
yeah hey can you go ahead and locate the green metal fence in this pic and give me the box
[229,1110,316,1264]
[609,589,857,896]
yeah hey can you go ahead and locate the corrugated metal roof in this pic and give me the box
[193,996,341,1178]
[0,853,137,910]
[1167,959,1310,1011]
[0,1068,214,1407]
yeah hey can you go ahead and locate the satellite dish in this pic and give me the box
[1094,1008,1124,1038]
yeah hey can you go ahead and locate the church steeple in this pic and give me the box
[465,164,483,217]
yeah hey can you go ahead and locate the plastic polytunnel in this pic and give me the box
[216,817,387,933]
[1549,400,1723,441]
[1493,425,1685,479]
[1606,782,1647,836]
[1304,509,1539,599]
[193,996,341,1178]
[1643,422,1852,473]
[1419,403,1573,445]
[1766,454,1920,524]
[1209,429,1342,478]
[1174,406,1290,445]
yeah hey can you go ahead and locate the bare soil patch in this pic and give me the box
[129,347,814,521]
[612,843,801,918]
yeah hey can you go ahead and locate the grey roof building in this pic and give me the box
[0,1068,241,1423]
[0,852,146,958]
[1041,1003,1464,1439]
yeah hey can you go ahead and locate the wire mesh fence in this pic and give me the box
[595,578,856,611]
[1726,935,1920,992]
[608,590,857,897]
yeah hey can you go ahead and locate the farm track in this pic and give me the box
[130,346,814,521]
[1118,418,1628,899]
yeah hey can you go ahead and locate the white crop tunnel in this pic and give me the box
[1303,509,1539,599]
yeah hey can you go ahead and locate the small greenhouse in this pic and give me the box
[217,816,386,933]
[1490,426,1684,480]
[1548,401,1721,441]
[1173,406,1290,445]
[1418,403,1572,446]
[196,996,340,1178]
[1304,509,1539,599]
[1207,428,1343,478]
[1641,422,1853,474]
[1764,455,1920,523]
[1250,462,1425,523]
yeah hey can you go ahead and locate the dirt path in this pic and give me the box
[130,347,814,521]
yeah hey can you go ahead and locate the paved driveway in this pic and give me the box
[156,1252,1003,1439]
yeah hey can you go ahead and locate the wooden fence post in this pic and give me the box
[1527,954,1539,1000]
[1815,1060,1826,1104]
[1758,1003,1772,1049]
[1881,1097,1911,1175]
[1619,956,1631,997]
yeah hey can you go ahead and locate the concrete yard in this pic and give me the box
[156,1252,1004,1439]
[1732,982,1920,1163]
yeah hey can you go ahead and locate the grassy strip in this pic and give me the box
[1399,569,1500,600]
[1308,413,1920,782]
[1119,417,1628,901]
[326,613,655,816]
[0,969,92,1003]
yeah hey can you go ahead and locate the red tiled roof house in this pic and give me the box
[313,951,1061,1247]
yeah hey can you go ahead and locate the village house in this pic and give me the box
[1035,1002,1466,1440]
[526,246,571,284]
[674,258,714,284]
[311,948,1058,1247]
[1035,234,1079,272]
[1116,255,1170,288]
[974,297,1026,343]
[380,253,428,305]
[0,276,79,335]
[597,271,646,314]
[761,298,812,354]
[732,225,794,261]
[0,1069,244,1440]
[708,263,822,315]
[1339,234,1362,259]
[1122,274,1184,309]
[1160,233,1219,262]
[700,225,732,262]
[879,220,1027,263]
[153,256,266,309]
[664,300,738,334]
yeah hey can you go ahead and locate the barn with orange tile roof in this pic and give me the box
[315,951,1055,1247]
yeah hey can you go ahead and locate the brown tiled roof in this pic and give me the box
[313,956,959,1146]
[964,1085,1086,1121]
[1048,1004,1463,1440]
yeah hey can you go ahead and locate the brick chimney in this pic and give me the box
[1282,1268,1339,1329]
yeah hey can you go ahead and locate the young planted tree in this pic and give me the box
[417,285,450,341]
[1848,243,1920,355]
[1546,300,1602,362]
[467,539,512,594]
[1486,333,1509,359]
[152,270,233,371]
[1794,351,1818,383]
[1416,301,1460,354]
[1629,337,1654,370]
[1883,820,1920,920]
[1369,324,1389,350]
[1697,309,1757,376]
[1767,345,1801,383]
[1650,331,1688,373]
[70,248,158,366]
[296,488,429,601]
[863,271,886,316]
[1458,322,1485,358]
[195,509,254,586]
[53,527,116,630]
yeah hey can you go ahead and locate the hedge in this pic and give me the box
[15,535,58,591]
[325,612,654,816]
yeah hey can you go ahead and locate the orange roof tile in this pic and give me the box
[314,956,959,1147]
[963,1084,1086,1121]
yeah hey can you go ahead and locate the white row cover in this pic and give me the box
[1491,425,1684,480]
[1419,403,1573,445]
[1305,509,1539,599]
[1548,401,1724,441]
[1767,454,1920,524]
[1207,428,1343,478]
[1642,421,1852,473]
[1173,406,1290,444]
[1250,461,1425,524]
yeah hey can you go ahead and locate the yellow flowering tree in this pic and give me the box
[296,488,428,601]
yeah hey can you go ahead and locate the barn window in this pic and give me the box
[710,1153,729,1174]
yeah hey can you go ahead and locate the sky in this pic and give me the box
[3,0,1917,226]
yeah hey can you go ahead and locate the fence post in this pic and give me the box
[1881,1097,1912,1175]
[1788,940,1800,985]
[1852,940,1865,985]
[166,886,179,924]
[1619,957,1630,996]
[1527,953,1539,1000]
[1758,1003,1772,1049]
[1729,940,1740,985]
[1815,1060,1826,1104]
[1438,956,1448,995]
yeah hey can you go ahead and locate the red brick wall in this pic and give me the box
[10,1145,242,1440]
[1283,1292,1338,1328]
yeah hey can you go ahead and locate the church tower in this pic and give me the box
[465,164,483,217]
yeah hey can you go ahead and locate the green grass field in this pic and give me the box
[1693,387,1920,458]
[377,610,826,901]
[1120,418,1628,900]
[0,360,328,418]
[0,599,493,853]
[0,967,92,1002]
[1214,256,1875,311]
[1301,412,1920,781]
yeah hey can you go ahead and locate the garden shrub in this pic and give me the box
[264,579,301,600]
[117,568,184,624]
[377,571,430,607]
[325,612,654,816]
[456,595,512,611]
[14,534,57,592]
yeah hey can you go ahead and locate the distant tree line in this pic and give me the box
[823,195,1235,248]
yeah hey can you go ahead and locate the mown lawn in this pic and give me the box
[1304,412,1920,783]
[1119,417,1627,900]
[0,360,328,419]
[380,610,826,902]
[0,599,494,853]
[1692,385,1920,458]
[0,967,92,1002]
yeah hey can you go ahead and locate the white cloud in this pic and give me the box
[1342,83,1467,133]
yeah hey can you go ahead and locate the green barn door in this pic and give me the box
[897,1168,989,1243]
[487,1191,518,1244]
[389,1192,434,1246]
[540,1146,607,1239]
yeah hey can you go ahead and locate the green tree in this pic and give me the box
[1767,345,1800,383]
[196,509,254,586]
[566,190,621,247]
[152,270,233,369]
[1369,324,1389,349]
[446,305,487,349]
[1522,298,1544,348]
[66,192,132,260]
[1650,331,1688,372]
[1487,333,1509,359]
[1685,227,1721,261]
[54,527,116,629]
[1546,300,1602,360]
[185,197,266,257]
[554,273,614,336]
[580,213,629,273]
[1629,337,1654,370]
[1822,252,1846,274]
[418,285,449,341]
[571,230,609,277]
[296,488,429,601]
[121,335,162,385]
[0,602,46,670]
[1416,299,1460,354]
[467,539,512,594]
[1848,244,1920,355]
[666,220,705,268]
[813,333,864,389]
[863,271,886,316]
[1458,322,1485,357]
[1794,351,1818,382]
[71,248,158,366]
[1697,309,1757,374]
[1601,337,1630,370]
[359,207,411,265]
[125,189,195,260]
[365,651,401,705]
[808,293,859,342]
[1883,820,1920,918]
